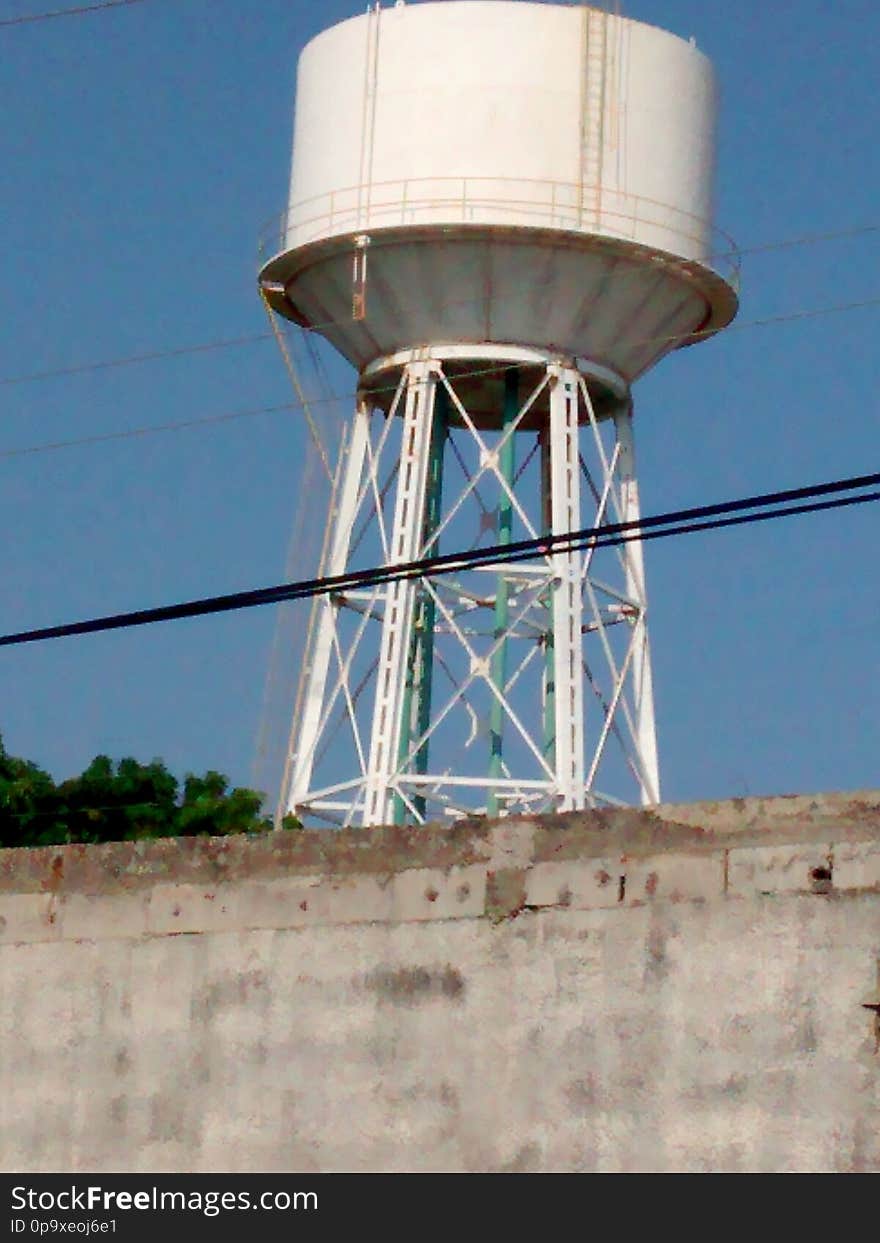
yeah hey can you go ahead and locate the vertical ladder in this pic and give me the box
[353,3,381,319]
[357,1,381,231]
[579,5,609,231]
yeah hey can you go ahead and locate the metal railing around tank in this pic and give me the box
[258,175,741,291]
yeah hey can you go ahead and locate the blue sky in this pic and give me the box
[0,0,877,808]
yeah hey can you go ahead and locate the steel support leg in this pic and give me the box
[549,366,586,809]
[613,406,660,804]
[286,402,371,812]
[487,368,518,816]
[394,384,448,824]
[278,345,660,826]
[539,426,555,767]
[363,361,438,825]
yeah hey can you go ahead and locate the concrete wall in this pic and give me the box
[2,792,879,1173]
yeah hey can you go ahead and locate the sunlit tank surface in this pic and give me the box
[259,1,738,421]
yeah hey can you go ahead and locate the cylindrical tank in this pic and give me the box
[260,1,738,411]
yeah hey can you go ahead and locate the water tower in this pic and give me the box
[259,0,738,828]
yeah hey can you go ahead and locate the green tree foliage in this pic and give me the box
[175,771,263,838]
[0,742,60,849]
[0,735,300,849]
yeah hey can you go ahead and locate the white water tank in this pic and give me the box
[260,1,738,409]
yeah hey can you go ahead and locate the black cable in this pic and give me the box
[0,0,145,28]
[2,287,880,465]
[1,471,878,650]
[0,245,876,393]
[0,399,301,461]
[0,332,272,389]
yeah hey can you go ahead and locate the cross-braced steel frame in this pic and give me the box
[280,345,659,827]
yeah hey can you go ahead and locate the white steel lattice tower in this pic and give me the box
[259,1,739,828]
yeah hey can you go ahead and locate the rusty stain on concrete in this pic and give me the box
[1,791,880,1173]
[485,869,528,922]
[0,790,877,902]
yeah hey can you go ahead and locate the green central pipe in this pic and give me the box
[487,369,518,817]
[393,385,448,825]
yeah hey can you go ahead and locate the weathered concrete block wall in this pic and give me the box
[1,793,879,1172]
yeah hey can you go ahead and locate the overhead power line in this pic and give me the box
[287,292,880,361]
[1,223,877,391]
[0,332,272,389]
[2,291,879,463]
[281,235,880,342]
[1,470,877,651]
[710,222,880,263]
[0,0,145,27]
[0,399,300,461]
